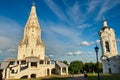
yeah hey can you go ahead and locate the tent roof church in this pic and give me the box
[0,3,68,79]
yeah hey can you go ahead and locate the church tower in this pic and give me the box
[99,19,118,57]
[17,4,45,60]
[99,18,120,74]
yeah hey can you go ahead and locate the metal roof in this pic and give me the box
[56,61,68,67]
[0,61,10,69]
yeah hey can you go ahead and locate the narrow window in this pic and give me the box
[31,49,33,55]
[105,42,110,52]
[23,55,25,59]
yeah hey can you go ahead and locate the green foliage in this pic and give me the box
[69,60,83,74]
[68,60,103,74]
[83,62,103,73]
[83,62,95,73]
[62,61,69,66]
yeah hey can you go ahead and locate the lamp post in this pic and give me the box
[94,46,100,80]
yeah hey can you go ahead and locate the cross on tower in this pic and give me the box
[32,1,35,6]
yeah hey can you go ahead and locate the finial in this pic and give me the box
[102,17,108,27]
[102,16,106,21]
[32,1,35,6]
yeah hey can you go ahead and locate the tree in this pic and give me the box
[83,62,95,73]
[94,62,103,73]
[62,61,69,66]
[69,61,83,74]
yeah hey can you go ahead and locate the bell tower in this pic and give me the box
[17,4,45,60]
[99,19,118,58]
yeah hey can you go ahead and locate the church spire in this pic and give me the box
[102,17,108,27]
[18,3,45,60]
[25,2,40,28]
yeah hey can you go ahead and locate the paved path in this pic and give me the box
[67,74,86,80]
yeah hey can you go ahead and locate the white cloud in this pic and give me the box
[96,0,120,21]
[67,1,84,24]
[43,0,70,25]
[88,52,92,54]
[87,0,101,12]
[78,24,91,29]
[90,41,95,44]
[117,39,120,42]
[66,52,73,56]
[49,54,54,57]
[66,50,83,56]
[90,39,100,45]
[0,17,22,49]
[80,41,90,46]
[0,36,12,49]
[50,25,80,42]
[0,50,2,53]
[7,48,16,52]
[74,50,83,55]
[96,39,100,43]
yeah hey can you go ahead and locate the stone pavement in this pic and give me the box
[67,74,86,80]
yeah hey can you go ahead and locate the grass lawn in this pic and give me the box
[9,74,120,80]
[9,75,70,80]
[88,74,120,80]
[12,77,70,80]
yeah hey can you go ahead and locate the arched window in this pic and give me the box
[31,49,33,55]
[105,42,110,52]
[31,74,36,78]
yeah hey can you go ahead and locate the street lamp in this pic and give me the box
[94,46,100,80]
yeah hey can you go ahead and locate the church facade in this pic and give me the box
[0,4,68,79]
[99,19,120,74]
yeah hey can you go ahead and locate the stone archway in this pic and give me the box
[51,68,55,74]
[47,69,49,75]
[31,74,36,78]
[20,75,28,79]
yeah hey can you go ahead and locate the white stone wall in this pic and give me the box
[17,4,45,60]
[99,20,120,74]
[102,59,120,74]
[6,63,55,79]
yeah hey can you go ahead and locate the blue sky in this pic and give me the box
[0,0,120,63]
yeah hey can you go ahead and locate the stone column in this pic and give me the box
[45,69,47,76]
[2,69,6,79]
[49,69,51,75]
[28,62,31,68]
[103,42,106,54]
[45,60,47,64]
[66,67,68,75]
[37,62,39,68]
[49,61,51,64]
[60,67,62,75]
[28,74,31,78]
[17,65,20,73]
[19,60,21,65]
[6,68,10,79]
[15,61,17,65]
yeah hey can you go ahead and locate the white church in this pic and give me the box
[0,4,68,79]
[99,19,120,74]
